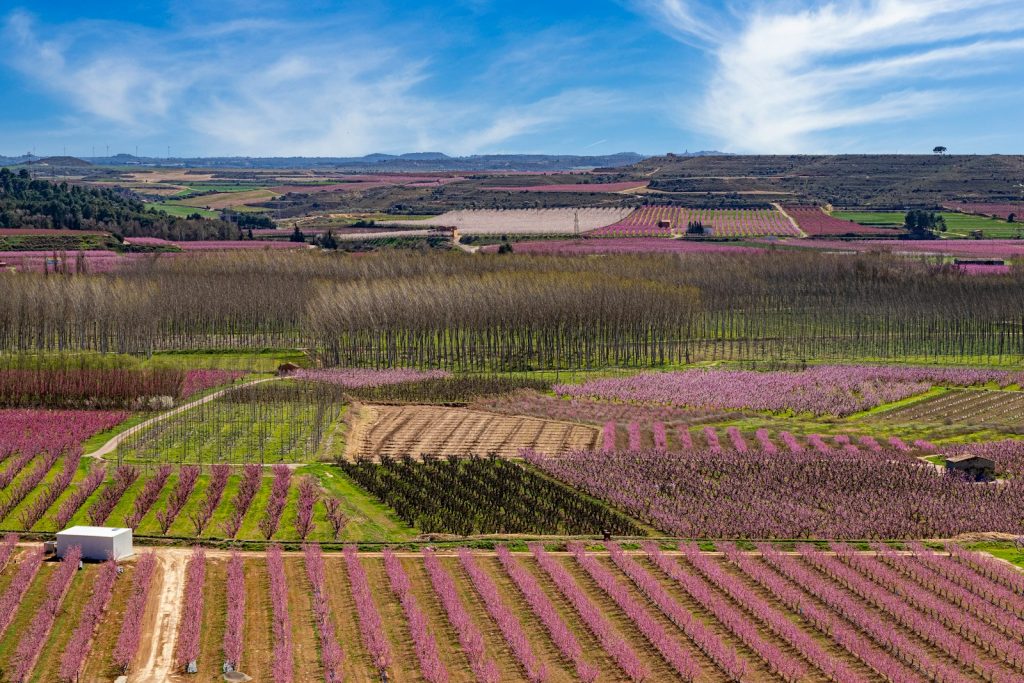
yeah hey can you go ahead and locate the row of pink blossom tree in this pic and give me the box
[343,545,391,677]
[9,546,83,681]
[266,544,294,683]
[383,549,448,682]
[88,466,139,526]
[174,547,206,673]
[156,465,200,533]
[190,463,230,534]
[259,464,292,539]
[423,548,500,682]
[303,543,344,682]
[60,558,119,681]
[0,546,44,641]
[113,552,157,672]
[222,463,261,538]
[495,545,598,682]
[457,549,545,682]
[126,465,172,529]
[223,552,245,672]
[569,542,697,681]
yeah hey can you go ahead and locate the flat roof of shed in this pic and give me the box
[946,454,995,464]
[56,526,131,538]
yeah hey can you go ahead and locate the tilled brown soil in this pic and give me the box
[347,404,599,460]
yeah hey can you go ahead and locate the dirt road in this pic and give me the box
[133,548,190,681]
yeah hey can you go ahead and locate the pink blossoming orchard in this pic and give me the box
[1,204,1024,679]
[1,350,1022,680]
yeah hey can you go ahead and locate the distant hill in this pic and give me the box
[26,156,92,167]
[619,154,1024,207]
[71,152,650,172]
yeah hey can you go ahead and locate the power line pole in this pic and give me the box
[1017,182,1023,234]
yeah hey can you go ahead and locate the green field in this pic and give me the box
[142,349,308,372]
[113,384,345,465]
[3,455,414,543]
[0,233,115,252]
[144,201,220,218]
[835,210,1023,238]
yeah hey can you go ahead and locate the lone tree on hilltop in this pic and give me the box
[933,146,948,155]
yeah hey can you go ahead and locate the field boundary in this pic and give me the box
[772,202,807,238]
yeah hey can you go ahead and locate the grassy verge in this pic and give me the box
[968,543,1024,569]
[82,414,147,455]
[142,348,308,372]
[144,202,220,218]
[302,463,417,542]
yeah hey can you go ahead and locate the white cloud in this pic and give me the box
[0,9,623,156]
[639,0,1024,151]
[4,11,185,128]
[449,90,624,155]
[633,0,721,44]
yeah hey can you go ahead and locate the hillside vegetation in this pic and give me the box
[0,168,241,241]
[626,154,1024,207]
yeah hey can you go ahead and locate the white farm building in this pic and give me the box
[56,526,133,561]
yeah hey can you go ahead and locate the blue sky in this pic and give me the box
[2,0,1023,157]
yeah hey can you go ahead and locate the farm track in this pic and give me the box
[347,404,600,460]
[87,377,279,460]
[133,548,189,681]
[772,202,808,238]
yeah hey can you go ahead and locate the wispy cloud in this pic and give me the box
[632,0,721,44]
[4,11,185,128]
[0,8,624,156]
[637,0,1024,152]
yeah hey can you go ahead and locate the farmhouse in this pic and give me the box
[56,526,133,561]
[945,454,996,481]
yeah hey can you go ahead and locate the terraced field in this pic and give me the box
[346,404,599,459]
[591,206,800,238]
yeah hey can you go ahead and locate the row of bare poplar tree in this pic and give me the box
[0,250,1020,368]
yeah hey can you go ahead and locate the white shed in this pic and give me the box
[56,526,133,561]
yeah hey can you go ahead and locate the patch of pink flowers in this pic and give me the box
[482,238,764,255]
[173,241,310,250]
[291,368,450,388]
[554,365,1023,417]
[181,370,244,397]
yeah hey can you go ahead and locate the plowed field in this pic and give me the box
[347,404,599,459]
